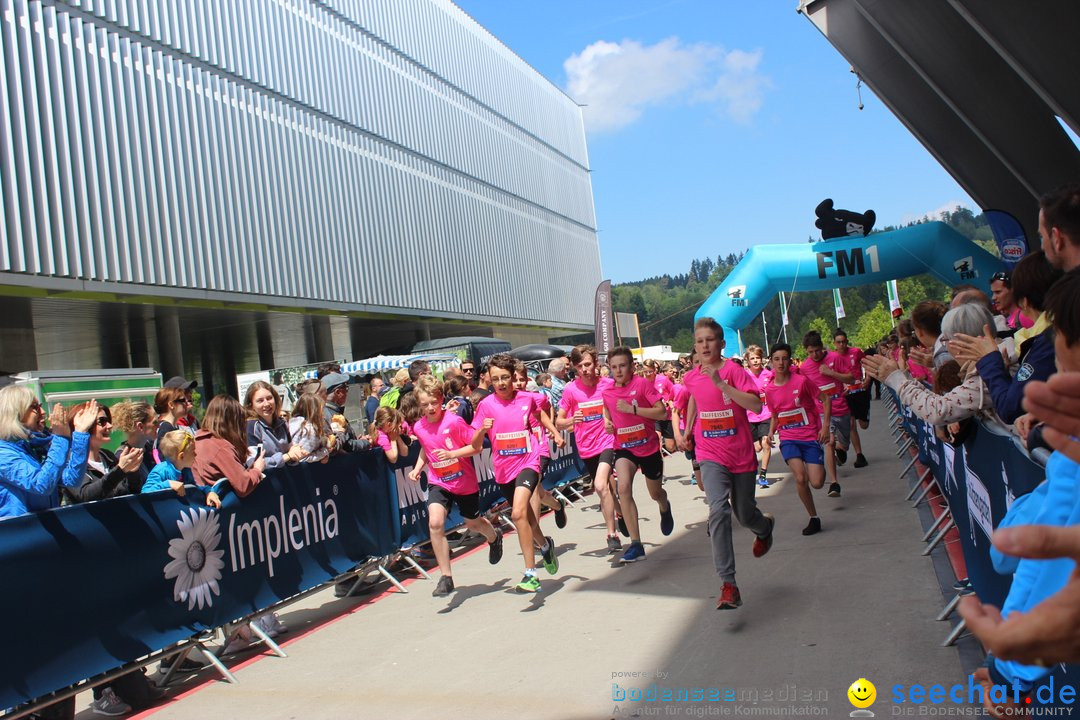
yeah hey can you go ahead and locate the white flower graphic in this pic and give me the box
[163,507,225,611]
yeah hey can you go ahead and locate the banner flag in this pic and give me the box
[886,280,903,318]
[832,288,846,323]
[779,291,789,326]
[594,280,615,361]
[615,312,640,344]
[984,209,1028,269]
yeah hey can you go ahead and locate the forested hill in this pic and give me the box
[611,207,1000,357]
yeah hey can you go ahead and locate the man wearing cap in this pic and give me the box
[321,373,371,454]
[163,376,200,431]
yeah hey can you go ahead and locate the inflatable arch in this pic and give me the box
[695,222,1004,350]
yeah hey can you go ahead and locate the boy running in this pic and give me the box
[675,318,774,610]
[409,376,503,597]
[557,345,621,553]
[832,329,869,468]
[473,354,564,593]
[800,331,848,498]
[764,344,830,535]
[602,346,674,563]
[511,363,568,530]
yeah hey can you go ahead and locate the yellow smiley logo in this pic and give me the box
[847,678,876,709]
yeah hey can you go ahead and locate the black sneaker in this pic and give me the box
[432,575,455,597]
[159,656,203,674]
[607,535,623,554]
[853,453,868,468]
[554,499,568,529]
[660,506,674,536]
[802,517,822,536]
[488,528,504,564]
[835,448,848,465]
[334,579,376,598]
[828,482,842,497]
[617,514,629,537]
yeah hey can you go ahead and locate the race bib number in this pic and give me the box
[495,431,532,456]
[578,399,604,423]
[845,383,865,394]
[617,423,649,449]
[430,457,464,482]
[777,408,809,430]
[818,382,841,399]
[699,410,736,438]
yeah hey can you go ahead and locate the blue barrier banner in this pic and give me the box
[391,431,585,547]
[0,453,399,711]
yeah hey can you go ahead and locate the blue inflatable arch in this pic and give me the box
[695,222,1004,351]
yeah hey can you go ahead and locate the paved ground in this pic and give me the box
[76,400,971,719]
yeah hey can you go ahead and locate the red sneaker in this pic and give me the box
[717,582,742,610]
[753,513,775,558]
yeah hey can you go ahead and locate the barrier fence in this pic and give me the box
[0,433,587,713]
[884,390,1078,705]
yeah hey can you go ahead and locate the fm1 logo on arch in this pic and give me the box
[816,245,881,279]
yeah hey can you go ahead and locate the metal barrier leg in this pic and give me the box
[248,621,288,659]
[402,554,432,580]
[896,437,914,457]
[378,564,408,593]
[906,468,932,500]
[936,594,962,622]
[942,619,968,647]
[922,508,952,542]
[911,477,939,507]
[565,484,587,502]
[922,518,955,556]
[553,487,575,507]
[200,642,239,684]
[897,454,919,480]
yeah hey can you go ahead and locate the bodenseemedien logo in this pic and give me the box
[848,678,876,717]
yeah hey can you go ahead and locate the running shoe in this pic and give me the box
[752,513,775,558]
[620,541,646,563]
[952,577,970,592]
[541,535,559,574]
[554,499,568,529]
[853,453,868,468]
[516,574,541,593]
[828,482,842,497]
[432,575,455,597]
[756,472,770,489]
[660,506,674,536]
[835,448,848,465]
[90,688,132,717]
[488,528,504,565]
[617,514,629,537]
[717,582,742,610]
[607,535,623,554]
[802,517,822,536]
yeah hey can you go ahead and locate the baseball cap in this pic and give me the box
[163,376,197,391]
[320,372,352,392]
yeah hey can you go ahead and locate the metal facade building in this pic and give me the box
[0,0,601,383]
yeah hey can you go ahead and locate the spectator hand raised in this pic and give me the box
[71,399,100,434]
[49,403,70,437]
[117,446,144,472]
[948,325,1000,365]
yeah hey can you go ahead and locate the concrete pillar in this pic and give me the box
[310,315,334,363]
[256,314,275,370]
[0,297,37,374]
[154,307,184,379]
[349,318,367,361]
[127,306,150,368]
[100,304,130,368]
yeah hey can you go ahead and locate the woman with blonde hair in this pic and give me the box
[112,400,159,476]
[0,385,98,518]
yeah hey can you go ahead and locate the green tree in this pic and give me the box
[851,303,895,348]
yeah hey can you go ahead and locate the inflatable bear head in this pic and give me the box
[815,199,876,240]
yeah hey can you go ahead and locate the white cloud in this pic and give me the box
[563,38,769,133]
[900,200,970,225]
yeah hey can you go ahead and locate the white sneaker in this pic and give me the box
[90,687,131,717]
[222,628,253,655]
[254,614,280,638]
[268,613,287,636]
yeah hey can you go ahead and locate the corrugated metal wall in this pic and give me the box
[0,0,600,327]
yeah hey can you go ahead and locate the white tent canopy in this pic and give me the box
[304,353,459,378]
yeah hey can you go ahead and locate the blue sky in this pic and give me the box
[453,0,975,284]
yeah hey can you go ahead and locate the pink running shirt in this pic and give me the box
[800,354,848,416]
[522,390,552,460]
[681,362,758,473]
[559,377,615,459]
[746,367,773,423]
[412,412,480,495]
[763,373,821,443]
[473,391,543,484]
[672,382,690,433]
[602,375,661,458]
